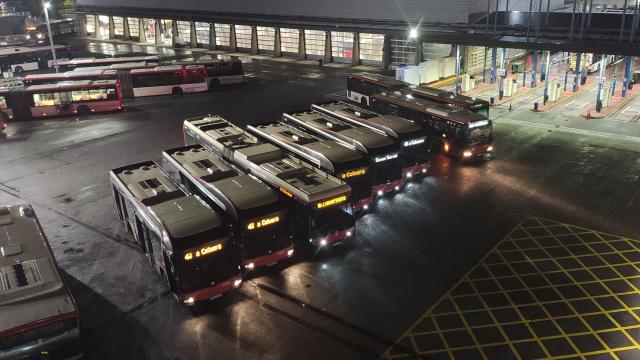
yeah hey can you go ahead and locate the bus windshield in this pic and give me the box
[310,205,354,236]
[176,235,238,294]
[240,212,292,259]
[466,124,492,146]
[371,156,403,183]
[473,105,490,117]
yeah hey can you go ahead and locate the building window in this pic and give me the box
[85,15,95,35]
[215,24,230,48]
[112,16,124,37]
[235,25,252,50]
[304,30,325,59]
[331,31,354,63]
[176,21,191,45]
[127,18,139,39]
[160,20,173,45]
[391,35,417,67]
[257,27,275,52]
[280,28,299,55]
[359,33,384,65]
[98,15,110,39]
[143,18,156,43]
[195,22,210,47]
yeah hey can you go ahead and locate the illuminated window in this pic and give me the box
[195,22,210,47]
[304,30,325,59]
[98,15,110,39]
[85,15,95,35]
[391,35,417,67]
[127,18,139,39]
[176,21,191,45]
[280,28,299,55]
[331,31,354,63]
[33,93,55,106]
[161,20,173,46]
[214,24,230,48]
[257,26,275,52]
[359,33,384,65]
[71,90,90,102]
[235,25,252,50]
[112,17,124,37]
[0,96,7,109]
[143,18,156,44]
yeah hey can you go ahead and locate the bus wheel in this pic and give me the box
[209,79,221,91]
[172,87,183,95]
[14,66,23,73]
[77,105,90,116]
[360,98,368,108]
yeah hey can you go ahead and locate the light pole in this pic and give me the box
[42,2,58,73]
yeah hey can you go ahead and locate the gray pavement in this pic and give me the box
[1,38,639,359]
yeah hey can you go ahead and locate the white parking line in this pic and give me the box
[563,100,590,109]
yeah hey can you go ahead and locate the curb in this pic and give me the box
[530,84,594,112]
[580,90,639,119]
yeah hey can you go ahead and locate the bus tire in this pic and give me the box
[14,66,23,73]
[77,105,90,116]
[209,79,221,91]
[360,97,368,108]
[172,87,183,95]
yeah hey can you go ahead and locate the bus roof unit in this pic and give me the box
[348,72,408,89]
[0,204,78,335]
[54,55,160,67]
[23,70,117,82]
[130,65,203,75]
[25,79,118,92]
[406,86,484,106]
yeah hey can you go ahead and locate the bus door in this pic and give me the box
[136,219,159,268]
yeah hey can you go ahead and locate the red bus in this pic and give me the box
[53,55,160,70]
[128,65,208,97]
[0,204,82,359]
[174,59,244,90]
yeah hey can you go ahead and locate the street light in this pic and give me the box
[409,28,418,39]
[42,1,58,73]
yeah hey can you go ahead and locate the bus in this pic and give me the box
[70,61,157,72]
[311,101,430,180]
[162,145,295,271]
[183,116,356,249]
[53,55,159,70]
[283,109,405,197]
[22,69,118,86]
[346,72,491,116]
[128,65,208,97]
[174,59,244,90]
[371,91,494,160]
[0,45,71,74]
[246,121,374,211]
[0,204,82,359]
[110,161,242,305]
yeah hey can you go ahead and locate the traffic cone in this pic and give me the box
[508,103,512,111]
[586,111,591,119]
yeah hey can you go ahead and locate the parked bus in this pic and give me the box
[162,145,295,271]
[283,109,405,197]
[346,72,491,116]
[1,79,123,120]
[183,116,355,249]
[174,59,244,90]
[128,65,208,97]
[0,45,71,73]
[0,204,82,359]
[312,101,430,180]
[70,61,157,72]
[246,121,374,211]
[22,69,118,86]
[371,92,494,160]
[53,55,159,70]
[110,161,242,305]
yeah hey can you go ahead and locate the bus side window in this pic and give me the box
[148,231,162,266]
[113,187,125,221]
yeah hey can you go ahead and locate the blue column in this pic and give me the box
[540,51,547,81]
[482,47,488,83]
[622,56,632,97]
[490,48,497,84]
[531,50,538,88]
[573,52,582,92]
[455,45,461,94]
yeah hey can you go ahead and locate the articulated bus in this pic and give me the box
[22,69,118,86]
[128,65,208,97]
[346,72,491,116]
[0,45,71,74]
[283,109,405,197]
[110,161,242,305]
[183,116,356,249]
[371,92,494,160]
[54,56,160,70]
[312,101,430,180]
[162,145,295,271]
[174,59,244,90]
[71,61,157,72]
[0,204,82,359]
[246,121,374,211]
[1,80,123,120]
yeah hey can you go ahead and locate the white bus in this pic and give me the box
[53,55,159,70]
[0,45,71,73]
[129,65,209,97]
[0,204,82,359]
[174,59,244,90]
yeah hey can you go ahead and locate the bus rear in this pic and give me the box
[0,205,82,359]
[346,73,408,108]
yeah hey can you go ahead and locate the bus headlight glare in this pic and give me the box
[394,186,400,191]
[287,249,294,257]
[422,169,427,173]
[234,279,242,287]
[346,231,352,237]
[363,204,369,210]
[487,146,494,152]
[245,262,255,270]
[184,297,195,304]
[377,190,383,196]
[463,151,473,157]
[406,173,412,178]
[320,239,328,246]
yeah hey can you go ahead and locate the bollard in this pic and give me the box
[490,97,495,105]
[533,102,539,111]
[318,59,323,67]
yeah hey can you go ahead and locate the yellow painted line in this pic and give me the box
[427,76,458,88]
[532,84,595,112]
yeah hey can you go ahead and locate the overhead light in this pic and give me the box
[43,2,50,9]
[409,28,418,39]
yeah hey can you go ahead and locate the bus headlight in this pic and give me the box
[346,231,352,237]
[394,186,400,191]
[363,204,369,210]
[463,151,473,158]
[245,262,255,270]
[487,146,494,152]
[287,249,294,257]
[184,297,195,304]
[377,190,383,196]
[320,239,328,246]
[37,33,43,39]
[234,279,242,288]
[406,173,412,178]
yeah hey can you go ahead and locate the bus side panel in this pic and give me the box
[117,71,134,98]
[7,92,33,121]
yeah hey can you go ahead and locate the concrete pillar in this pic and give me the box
[531,50,538,88]
[324,31,332,63]
[79,14,87,37]
[274,28,282,57]
[351,32,360,66]
[498,48,505,98]
[596,54,606,112]
[298,29,306,60]
[108,16,115,39]
[230,25,237,52]
[209,23,216,50]
[622,56,633,97]
[94,15,101,38]
[543,50,551,104]
[382,34,392,70]
[123,17,130,40]
[171,21,178,47]
[139,19,146,43]
[573,52,582,92]
[250,26,258,55]
[190,22,197,48]
[482,47,488,83]
[490,48,497,84]
[155,19,162,45]
[415,38,423,65]
[455,45,461,94]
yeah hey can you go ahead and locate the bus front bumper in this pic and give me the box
[316,226,355,247]
[354,196,374,211]
[373,178,406,197]
[244,244,295,270]
[181,274,243,305]
[403,162,430,179]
